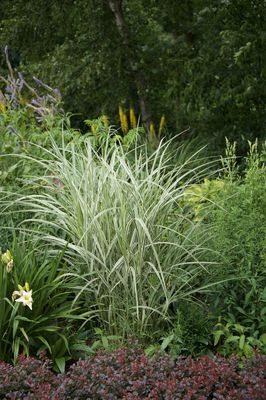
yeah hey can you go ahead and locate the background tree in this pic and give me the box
[0,0,265,152]
[177,0,266,153]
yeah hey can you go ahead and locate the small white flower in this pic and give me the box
[15,290,33,310]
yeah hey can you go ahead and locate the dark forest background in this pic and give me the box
[1,0,265,154]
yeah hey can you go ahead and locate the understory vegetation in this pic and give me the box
[0,56,265,397]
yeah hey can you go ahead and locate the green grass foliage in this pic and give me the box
[1,136,218,340]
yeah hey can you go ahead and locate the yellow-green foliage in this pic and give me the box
[183,178,225,221]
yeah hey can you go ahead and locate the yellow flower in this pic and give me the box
[15,290,33,310]
[158,115,166,138]
[149,122,156,138]
[129,106,137,129]
[119,105,128,134]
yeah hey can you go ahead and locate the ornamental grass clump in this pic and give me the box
[2,136,217,339]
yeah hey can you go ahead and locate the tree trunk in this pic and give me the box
[107,0,152,130]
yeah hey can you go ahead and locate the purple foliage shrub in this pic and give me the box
[0,348,265,399]
[0,355,58,399]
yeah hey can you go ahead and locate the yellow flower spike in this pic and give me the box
[129,105,137,129]
[122,113,129,134]
[149,122,156,139]
[119,105,128,135]
[158,114,166,138]
[2,249,13,265]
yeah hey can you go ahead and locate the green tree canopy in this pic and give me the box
[1,0,265,152]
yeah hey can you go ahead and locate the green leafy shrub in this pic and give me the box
[176,301,212,356]
[0,235,87,370]
[145,301,213,358]
[213,319,266,358]
[207,140,266,345]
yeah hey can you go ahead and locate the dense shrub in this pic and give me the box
[0,355,57,399]
[0,348,265,399]
[206,141,266,349]
[55,349,266,399]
